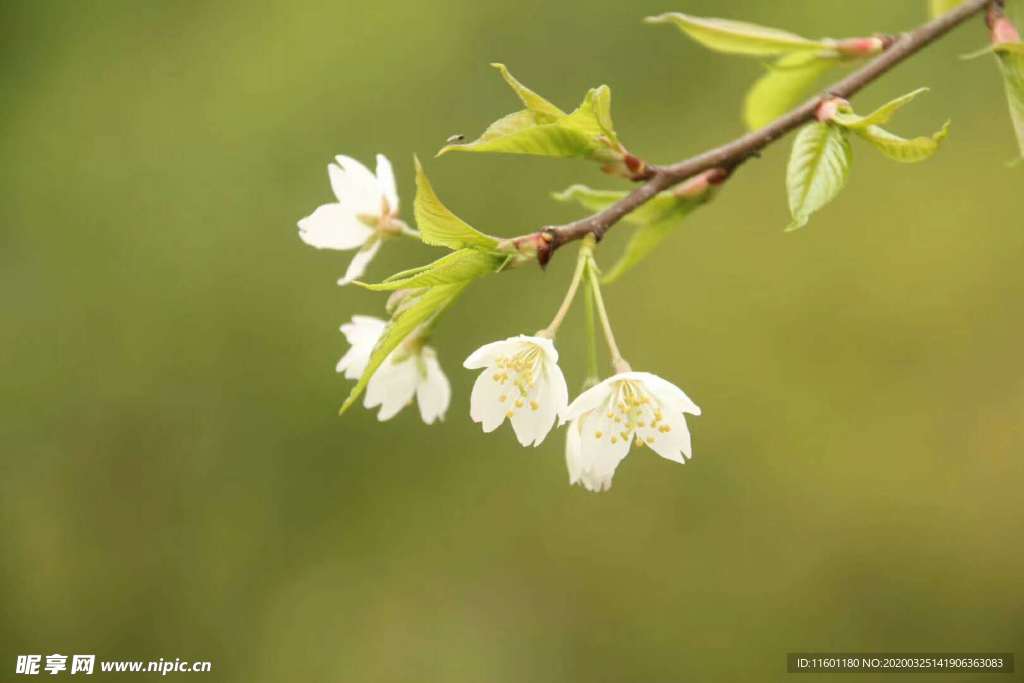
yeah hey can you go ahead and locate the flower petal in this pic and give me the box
[463,338,519,369]
[508,358,569,445]
[336,346,370,379]
[580,467,615,493]
[340,315,386,344]
[645,409,693,463]
[545,360,570,418]
[416,349,450,425]
[631,371,701,415]
[337,238,382,286]
[337,315,386,379]
[330,156,381,214]
[565,420,584,484]
[573,412,631,491]
[507,393,544,447]
[364,357,418,421]
[561,378,614,423]
[522,335,559,363]
[298,203,373,250]
[375,154,399,214]
[469,371,508,432]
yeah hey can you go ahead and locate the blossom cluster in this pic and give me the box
[298,154,702,492]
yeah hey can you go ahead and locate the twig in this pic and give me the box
[518,0,992,265]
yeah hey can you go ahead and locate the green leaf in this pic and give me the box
[856,121,950,163]
[929,0,964,18]
[357,249,504,291]
[590,85,618,143]
[995,44,1024,159]
[960,42,1024,60]
[437,64,621,161]
[553,184,712,282]
[745,53,839,130]
[413,158,500,251]
[645,12,831,57]
[826,88,950,163]
[382,262,434,284]
[786,122,852,231]
[831,88,931,130]
[602,214,692,284]
[489,62,565,122]
[339,283,467,415]
[997,42,1024,56]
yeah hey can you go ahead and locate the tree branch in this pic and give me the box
[521,0,992,265]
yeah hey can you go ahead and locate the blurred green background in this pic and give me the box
[2,0,1022,680]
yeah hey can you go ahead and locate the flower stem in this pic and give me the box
[582,274,600,388]
[586,257,630,374]
[538,240,590,338]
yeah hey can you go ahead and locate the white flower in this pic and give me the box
[336,315,386,380]
[463,335,569,446]
[337,315,450,424]
[561,372,701,491]
[297,154,400,286]
[563,417,618,492]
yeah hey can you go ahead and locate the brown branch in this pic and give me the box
[520,0,992,265]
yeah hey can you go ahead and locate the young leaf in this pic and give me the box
[413,158,500,251]
[929,0,964,18]
[786,122,853,231]
[994,44,1024,159]
[831,88,931,130]
[645,12,831,57]
[357,249,505,291]
[745,53,839,130]
[827,88,951,162]
[856,122,950,163]
[437,64,622,162]
[960,42,1024,60]
[553,184,712,282]
[382,262,435,284]
[490,62,565,122]
[339,283,467,415]
[602,207,708,284]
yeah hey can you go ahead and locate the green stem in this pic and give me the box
[582,271,600,388]
[538,241,590,338]
[586,256,630,373]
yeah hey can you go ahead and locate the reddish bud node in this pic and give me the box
[673,168,728,199]
[835,36,885,57]
[536,229,557,268]
[624,153,646,175]
[706,167,730,185]
[991,17,1021,45]
[815,97,848,123]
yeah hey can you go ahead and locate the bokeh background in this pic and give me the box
[2,0,1022,680]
